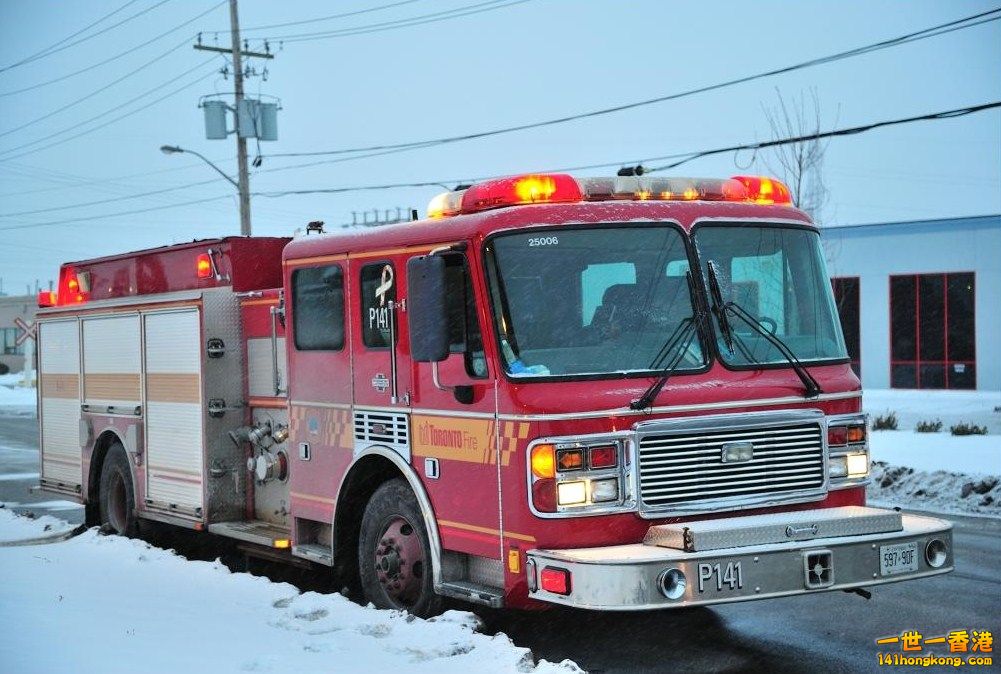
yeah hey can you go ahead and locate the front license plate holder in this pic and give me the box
[879,541,919,576]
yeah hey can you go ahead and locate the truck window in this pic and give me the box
[292,265,344,351]
[444,254,487,378]
[361,262,395,349]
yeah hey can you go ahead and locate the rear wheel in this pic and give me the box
[359,478,442,617]
[99,444,139,537]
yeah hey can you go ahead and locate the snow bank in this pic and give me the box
[0,506,76,544]
[0,513,580,674]
[868,462,1000,518]
[0,380,36,408]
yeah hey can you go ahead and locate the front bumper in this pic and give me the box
[526,508,953,610]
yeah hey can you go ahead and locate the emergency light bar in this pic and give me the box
[426,173,792,218]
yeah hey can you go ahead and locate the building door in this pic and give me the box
[831,277,860,378]
[890,272,976,389]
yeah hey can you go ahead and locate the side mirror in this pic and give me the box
[407,255,449,362]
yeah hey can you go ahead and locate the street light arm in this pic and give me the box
[184,148,240,189]
[161,144,239,189]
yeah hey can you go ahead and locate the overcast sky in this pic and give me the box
[0,0,998,294]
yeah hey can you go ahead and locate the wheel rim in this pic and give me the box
[374,516,424,607]
[106,470,128,533]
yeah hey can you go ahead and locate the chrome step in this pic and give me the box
[293,543,333,566]
[437,580,504,608]
[208,520,291,548]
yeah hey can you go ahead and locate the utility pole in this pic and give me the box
[195,0,274,236]
[228,0,251,236]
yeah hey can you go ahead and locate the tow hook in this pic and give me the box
[844,587,872,600]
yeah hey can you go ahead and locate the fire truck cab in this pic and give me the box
[35,173,952,616]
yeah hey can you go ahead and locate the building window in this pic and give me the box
[890,272,975,389]
[831,277,860,378]
[292,265,344,351]
[2,328,24,356]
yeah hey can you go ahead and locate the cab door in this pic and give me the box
[405,249,502,564]
[350,255,412,454]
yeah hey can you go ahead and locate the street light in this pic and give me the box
[159,144,250,234]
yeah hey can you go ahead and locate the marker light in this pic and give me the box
[196,253,213,279]
[530,444,556,479]
[273,538,291,549]
[37,290,57,308]
[588,445,617,469]
[540,566,571,595]
[731,175,792,205]
[828,425,848,447]
[461,173,582,213]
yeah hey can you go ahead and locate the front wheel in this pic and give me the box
[358,478,442,617]
[98,444,139,536]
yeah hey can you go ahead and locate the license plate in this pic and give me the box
[880,542,919,576]
[696,560,744,593]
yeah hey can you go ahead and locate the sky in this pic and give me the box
[0,0,998,294]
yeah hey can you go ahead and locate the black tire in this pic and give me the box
[359,478,442,617]
[98,444,139,537]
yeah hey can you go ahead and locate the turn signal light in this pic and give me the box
[847,425,866,444]
[828,425,848,447]
[196,253,213,279]
[540,566,571,595]
[556,449,584,471]
[530,444,556,479]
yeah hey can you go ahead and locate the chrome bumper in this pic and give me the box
[526,508,953,611]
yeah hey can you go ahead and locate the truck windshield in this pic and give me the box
[486,226,706,378]
[693,224,847,366]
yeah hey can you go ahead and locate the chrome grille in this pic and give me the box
[637,412,825,512]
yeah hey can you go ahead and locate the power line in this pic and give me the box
[4,100,994,222]
[0,38,192,139]
[0,1,226,98]
[0,60,218,160]
[237,0,424,33]
[645,101,1001,172]
[0,195,235,232]
[263,7,1001,161]
[0,0,141,73]
[271,0,531,43]
[0,0,173,74]
[253,101,1001,198]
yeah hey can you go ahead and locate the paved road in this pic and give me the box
[2,408,997,672]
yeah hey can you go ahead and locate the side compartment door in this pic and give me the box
[143,309,204,517]
[38,319,82,491]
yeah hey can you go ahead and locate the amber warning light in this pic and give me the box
[196,253,213,279]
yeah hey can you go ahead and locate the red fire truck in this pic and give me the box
[35,172,952,616]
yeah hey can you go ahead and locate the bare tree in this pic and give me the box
[758,89,835,225]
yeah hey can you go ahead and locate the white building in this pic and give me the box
[823,214,1000,391]
[0,294,36,374]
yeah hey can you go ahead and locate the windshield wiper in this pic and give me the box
[705,260,823,399]
[630,271,704,411]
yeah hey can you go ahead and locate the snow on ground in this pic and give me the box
[0,512,579,674]
[863,388,1001,435]
[863,389,1001,517]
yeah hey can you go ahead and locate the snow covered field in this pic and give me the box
[0,373,36,409]
[0,510,578,674]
